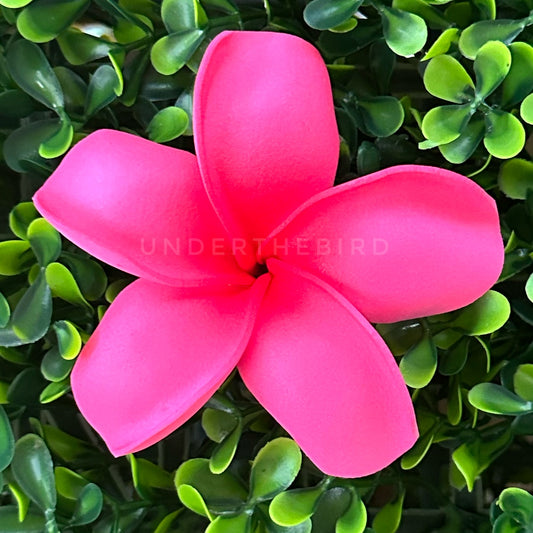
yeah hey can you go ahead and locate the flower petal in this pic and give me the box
[238,259,418,477]
[71,276,269,456]
[260,165,504,323]
[34,130,252,287]
[194,31,339,269]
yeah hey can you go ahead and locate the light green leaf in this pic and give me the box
[11,434,56,512]
[422,27,459,60]
[421,104,472,145]
[6,39,64,111]
[520,93,533,124]
[206,513,252,533]
[210,420,242,474]
[336,491,367,533]
[27,218,61,267]
[9,202,39,240]
[0,0,32,6]
[526,272,533,303]
[0,240,33,276]
[177,484,211,519]
[514,364,533,402]
[468,383,533,415]
[270,487,323,526]
[399,334,437,388]
[498,487,533,524]
[423,54,474,103]
[202,408,238,443]
[459,19,527,60]
[474,41,512,98]
[53,321,82,360]
[45,262,91,309]
[0,507,45,533]
[499,158,533,200]
[250,438,302,503]
[39,379,71,404]
[303,0,363,31]
[381,7,427,57]
[17,0,89,43]
[162,0,208,32]
[151,29,205,75]
[38,117,74,159]
[0,293,9,329]
[372,489,405,533]
[147,106,189,143]
[41,346,75,382]
[484,110,525,159]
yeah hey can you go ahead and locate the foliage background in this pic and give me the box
[1,0,533,531]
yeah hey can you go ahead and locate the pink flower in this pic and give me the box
[33,31,503,477]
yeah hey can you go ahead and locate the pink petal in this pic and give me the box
[34,130,252,287]
[260,165,504,323]
[238,259,417,477]
[194,31,339,270]
[71,276,269,456]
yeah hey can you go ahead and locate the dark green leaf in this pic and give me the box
[85,64,121,117]
[0,293,9,329]
[57,28,119,65]
[9,202,39,240]
[0,507,45,532]
[11,434,56,512]
[303,0,362,31]
[70,483,103,526]
[161,0,207,32]
[6,39,64,111]
[439,117,484,163]
[27,218,61,267]
[0,405,14,471]
[41,346,75,382]
[357,96,404,137]
[468,383,533,415]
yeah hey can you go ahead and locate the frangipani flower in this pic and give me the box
[33,31,504,478]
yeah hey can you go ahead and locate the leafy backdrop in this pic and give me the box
[1,0,533,532]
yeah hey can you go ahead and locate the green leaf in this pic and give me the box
[336,491,366,533]
[499,158,533,200]
[303,0,362,31]
[0,0,32,6]
[372,489,405,533]
[11,434,56,512]
[472,0,495,19]
[450,290,510,335]
[474,41,512,98]
[0,293,9,328]
[17,0,89,43]
[151,29,205,75]
[399,334,437,388]
[6,39,64,111]
[392,0,449,29]
[60,253,107,301]
[513,364,533,401]
[85,64,121,117]
[57,28,118,65]
[42,425,99,464]
[423,54,474,103]
[45,262,91,309]
[40,378,71,404]
[206,513,252,533]
[422,27,459,60]
[501,42,533,107]
[0,405,14,471]
[357,97,404,137]
[484,109,525,159]
[380,7,427,57]
[147,106,189,143]
[129,455,173,500]
[27,218,61,267]
[452,440,481,492]
[421,104,472,144]
[439,337,470,376]
[9,202,39,240]
[70,483,103,526]
[468,383,533,415]
[7,368,45,405]
[250,438,302,503]
[498,487,533,524]
[0,507,45,532]
[38,117,74,159]
[459,19,527,60]
[520,93,533,124]
[177,484,211,518]
[401,424,436,469]
[202,408,238,443]
[210,420,242,474]
[492,514,522,533]
[439,117,484,163]
[41,346,75,382]
[270,487,324,526]
[161,0,207,32]
[526,273,533,303]
[53,320,82,360]
[10,272,52,344]
[0,240,33,275]
[175,458,247,515]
